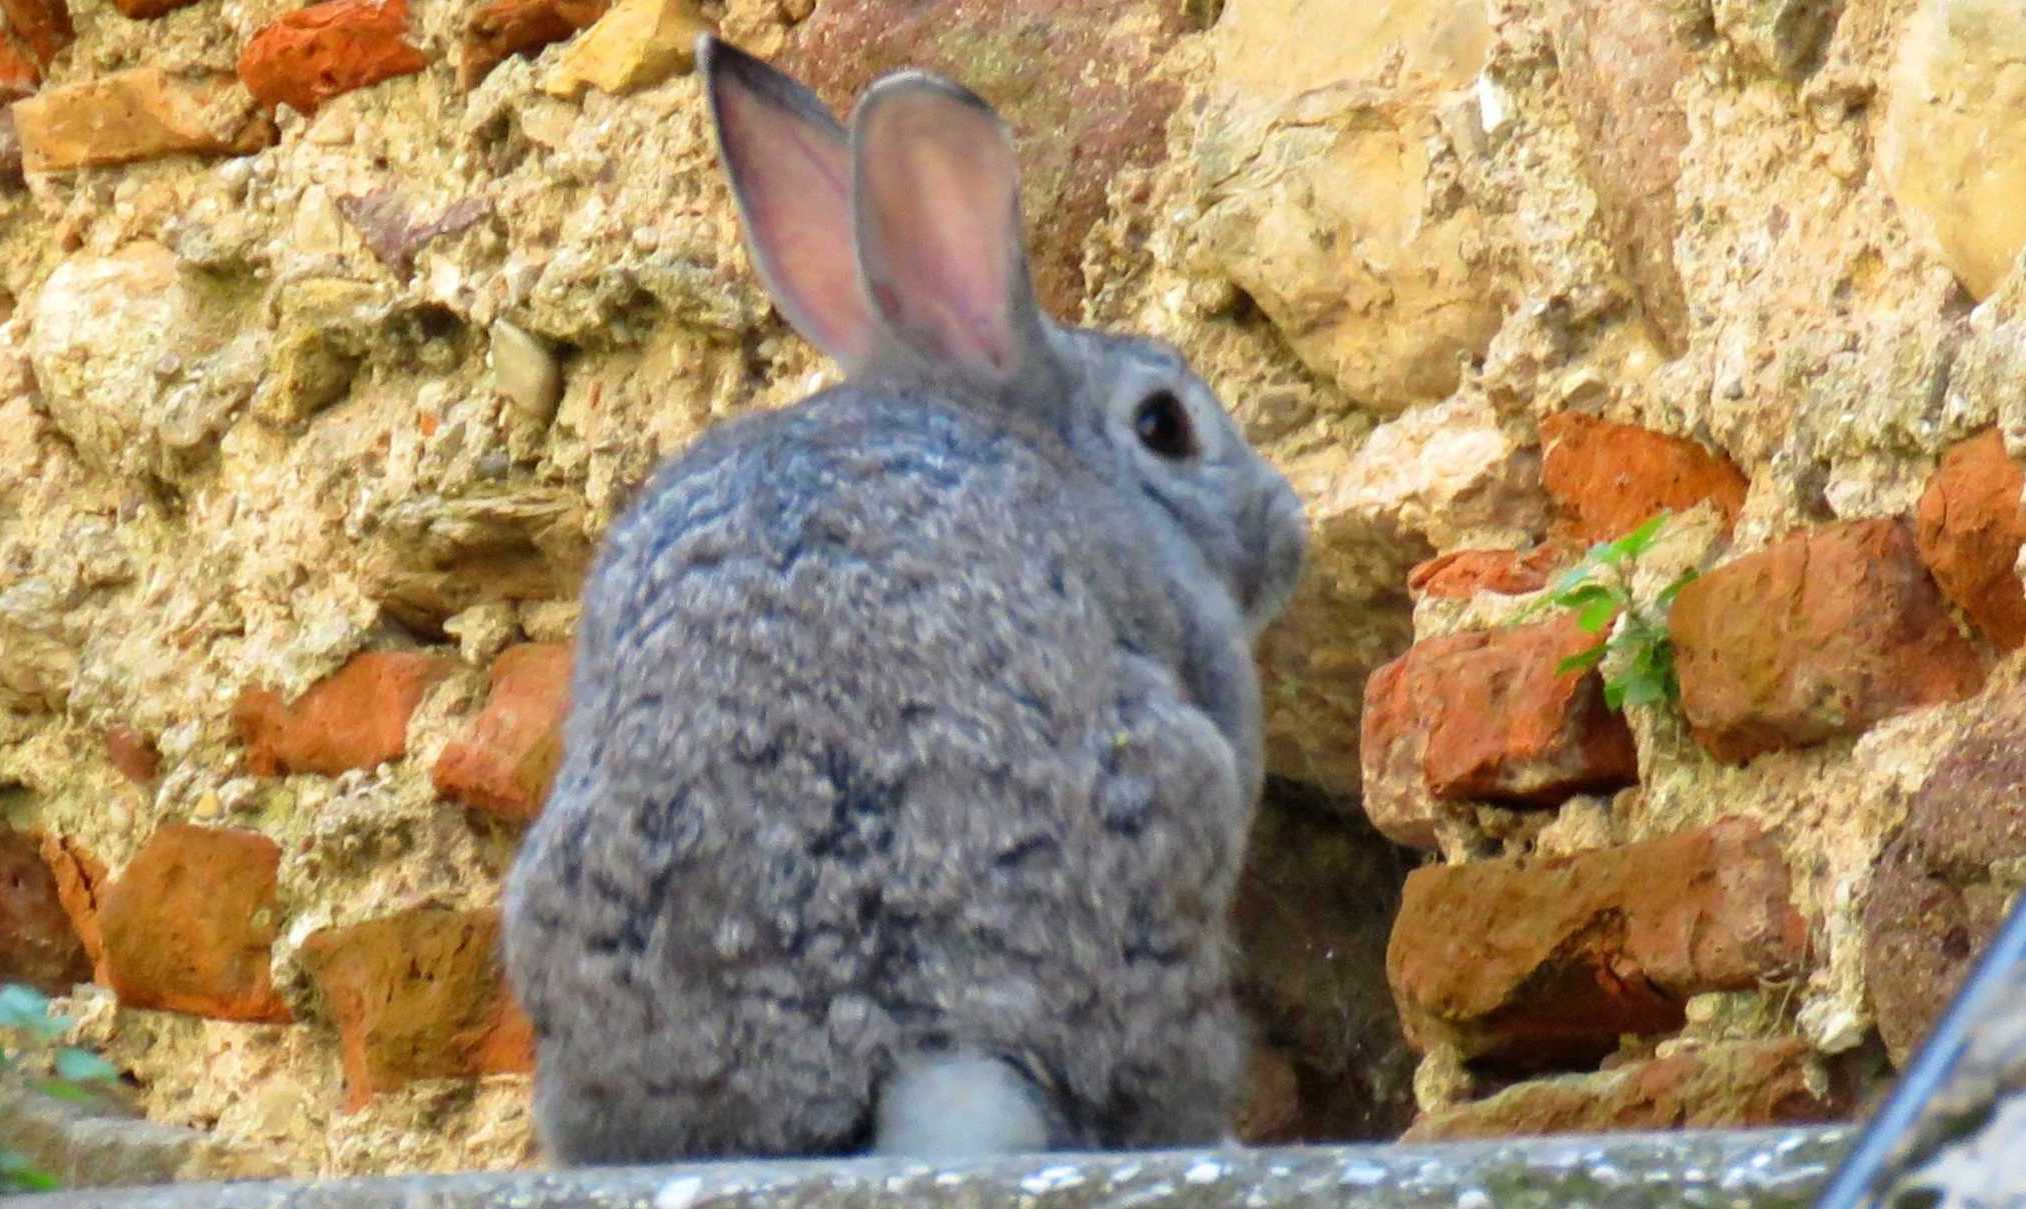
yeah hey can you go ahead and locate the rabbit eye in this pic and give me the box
[1133,390,1196,460]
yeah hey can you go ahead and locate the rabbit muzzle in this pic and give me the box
[1239,480,1308,637]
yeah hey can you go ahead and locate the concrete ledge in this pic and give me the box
[0,1076,285,1189]
[33,1127,1854,1209]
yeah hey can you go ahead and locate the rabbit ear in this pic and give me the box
[700,36,874,371]
[850,74,1045,382]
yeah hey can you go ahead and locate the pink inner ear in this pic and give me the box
[856,91,1027,378]
[715,82,873,368]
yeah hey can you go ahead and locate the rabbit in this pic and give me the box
[500,33,1308,1167]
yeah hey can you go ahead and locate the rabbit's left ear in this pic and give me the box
[701,35,875,371]
[849,73,1046,383]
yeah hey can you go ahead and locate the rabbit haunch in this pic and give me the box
[501,36,1307,1165]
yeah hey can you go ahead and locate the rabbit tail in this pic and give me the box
[873,1050,1059,1159]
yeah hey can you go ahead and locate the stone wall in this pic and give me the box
[1,0,2023,1183]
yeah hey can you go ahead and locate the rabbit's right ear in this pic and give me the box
[849,73,1046,385]
[700,36,874,371]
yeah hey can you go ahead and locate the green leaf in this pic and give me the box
[1616,511,1671,558]
[1577,596,1618,633]
[1557,644,1607,675]
[1619,670,1667,707]
[1547,566,1597,597]
[0,984,63,1038]
[54,1046,119,1083]
[1555,582,1614,607]
[32,1078,93,1104]
[0,1149,59,1192]
[1603,677,1627,711]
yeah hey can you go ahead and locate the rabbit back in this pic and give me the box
[504,387,1253,1162]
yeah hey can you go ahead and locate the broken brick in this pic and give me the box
[0,0,74,70]
[1402,1038,1838,1140]
[1915,427,2026,651]
[1386,817,1807,1068]
[458,0,608,90]
[300,907,533,1110]
[98,824,292,1023]
[1671,517,1986,764]
[0,37,37,95]
[1540,412,1748,544]
[35,833,107,984]
[103,726,159,786]
[432,642,570,822]
[234,650,453,777]
[1408,545,1565,601]
[109,0,199,18]
[0,827,92,994]
[1359,615,1638,850]
[238,0,428,117]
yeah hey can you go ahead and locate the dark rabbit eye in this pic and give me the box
[1133,390,1196,459]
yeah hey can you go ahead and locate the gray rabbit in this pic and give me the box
[501,35,1307,1166]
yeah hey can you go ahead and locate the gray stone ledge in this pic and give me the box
[30,1127,1854,1209]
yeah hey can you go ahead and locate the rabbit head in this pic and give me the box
[698,36,1306,643]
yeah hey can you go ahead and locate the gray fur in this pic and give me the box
[501,37,1307,1166]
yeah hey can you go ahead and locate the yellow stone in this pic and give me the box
[12,68,275,173]
[541,0,711,99]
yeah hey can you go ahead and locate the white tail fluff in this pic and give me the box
[873,1052,1054,1159]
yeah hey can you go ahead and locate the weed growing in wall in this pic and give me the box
[1516,512,1697,711]
[0,982,121,1192]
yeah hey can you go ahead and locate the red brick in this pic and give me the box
[1916,428,2026,651]
[1386,817,1806,1067]
[98,824,291,1023]
[0,39,33,96]
[238,0,427,117]
[458,0,608,90]
[234,650,453,777]
[1540,412,1748,544]
[1408,545,1565,601]
[1423,615,1641,804]
[35,833,107,984]
[300,907,533,1110]
[1359,653,1447,850]
[1401,1039,1838,1141]
[432,642,570,822]
[1359,615,1637,849]
[12,68,275,173]
[777,0,1190,318]
[0,827,92,994]
[1671,517,1986,764]
[109,0,197,16]
[104,725,159,785]
[0,0,75,70]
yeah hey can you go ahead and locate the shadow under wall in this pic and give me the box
[1231,776,1420,1144]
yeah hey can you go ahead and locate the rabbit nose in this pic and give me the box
[1241,483,1307,629]
[1263,487,1306,592]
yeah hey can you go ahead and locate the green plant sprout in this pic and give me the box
[0,982,122,1193]
[1515,511,1698,711]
